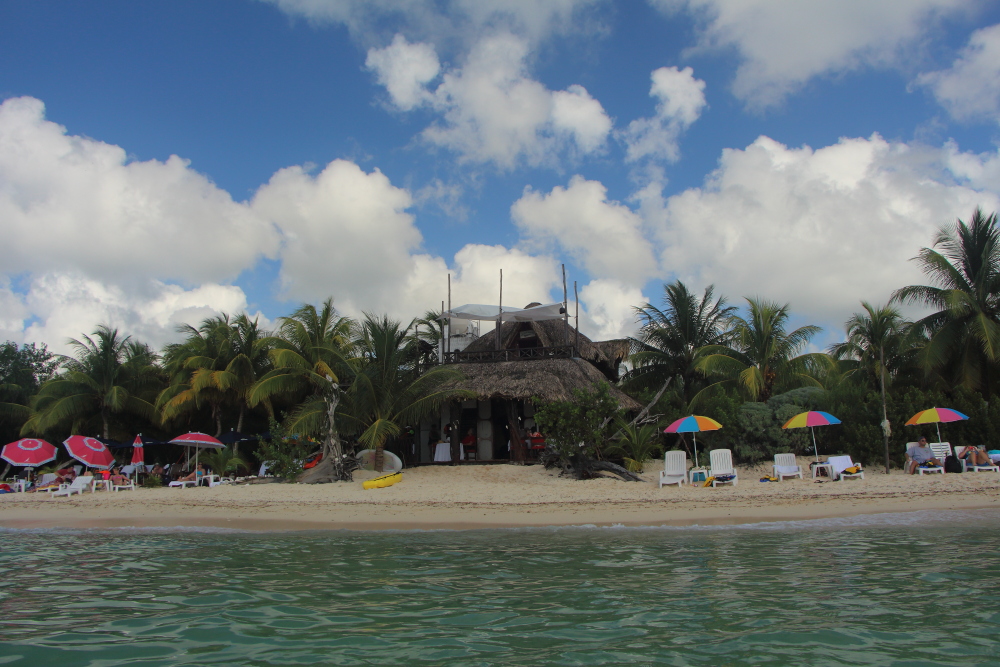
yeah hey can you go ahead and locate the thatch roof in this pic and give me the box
[439,357,642,410]
[462,317,628,381]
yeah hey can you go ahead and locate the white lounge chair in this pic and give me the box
[708,449,738,487]
[905,442,944,475]
[659,450,687,487]
[956,446,1000,473]
[772,453,803,481]
[828,455,864,481]
[168,479,197,488]
[112,477,135,491]
[50,476,93,498]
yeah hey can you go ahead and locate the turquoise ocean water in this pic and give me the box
[2,510,999,666]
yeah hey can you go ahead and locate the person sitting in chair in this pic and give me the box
[177,463,206,484]
[960,445,992,467]
[461,428,477,459]
[907,437,941,474]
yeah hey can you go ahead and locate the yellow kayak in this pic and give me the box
[362,472,402,490]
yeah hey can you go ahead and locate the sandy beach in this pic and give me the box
[2,459,998,531]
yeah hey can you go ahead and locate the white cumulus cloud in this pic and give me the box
[645,133,1000,330]
[917,23,1000,124]
[511,175,657,286]
[367,32,611,168]
[579,279,647,340]
[622,65,706,162]
[365,34,441,111]
[652,0,972,109]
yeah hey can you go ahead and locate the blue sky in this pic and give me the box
[1,0,1000,353]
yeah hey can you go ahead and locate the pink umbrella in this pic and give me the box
[169,432,224,470]
[63,435,116,470]
[130,435,145,466]
[1,438,58,468]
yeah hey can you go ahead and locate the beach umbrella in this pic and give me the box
[782,411,842,462]
[63,435,116,470]
[169,432,224,470]
[664,415,723,468]
[130,435,145,466]
[1,438,57,468]
[905,407,969,444]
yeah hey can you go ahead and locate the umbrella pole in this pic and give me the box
[936,422,942,444]
[811,427,819,462]
[693,432,698,468]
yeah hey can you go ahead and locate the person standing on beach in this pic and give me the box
[906,437,941,474]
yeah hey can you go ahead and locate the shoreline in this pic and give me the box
[3,461,999,532]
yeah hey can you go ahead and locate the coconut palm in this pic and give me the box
[623,281,735,404]
[158,314,269,436]
[23,326,160,438]
[248,298,356,436]
[695,297,826,403]
[891,208,1000,397]
[830,302,918,473]
[339,313,467,472]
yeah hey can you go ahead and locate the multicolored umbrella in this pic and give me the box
[63,435,116,470]
[169,432,224,470]
[905,407,969,443]
[664,415,723,468]
[782,411,842,462]
[1,438,57,468]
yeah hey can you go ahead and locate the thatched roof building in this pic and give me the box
[440,313,639,410]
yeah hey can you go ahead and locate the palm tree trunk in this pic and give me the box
[102,411,110,439]
[237,405,245,433]
[298,380,349,483]
[213,404,222,438]
[880,347,890,475]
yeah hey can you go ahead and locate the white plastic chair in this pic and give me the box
[708,449,738,487]
[112,477,135,492]
[659,450,687,487]
[955,446,1000,473]
[772,453,803,481]
[828,455,864,481]
[50,476,93,498]
[905,442,944,475]
[168,479,197,488]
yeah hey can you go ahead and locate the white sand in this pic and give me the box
[2,457,998,531]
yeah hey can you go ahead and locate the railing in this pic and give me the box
[443,345,576,364]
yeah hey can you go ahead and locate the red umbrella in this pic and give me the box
[130,435,145,466]
[63,435,116,470]
[1,438,57,468]
[170,432,224,471]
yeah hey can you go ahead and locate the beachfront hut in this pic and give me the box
[421,306,640,463]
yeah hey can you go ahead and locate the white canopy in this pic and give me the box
[443,302,566,322]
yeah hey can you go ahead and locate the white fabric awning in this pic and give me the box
[443,303,566,322]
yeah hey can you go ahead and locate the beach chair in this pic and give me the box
[905,442,944,475]
[659,450,687,487]
[772,453,803,481]
[955,446,1000,473]
[708,449,738,487]
[202,474,228,487]
[828,455,864,481]
[112,476,135,491]
[168,479,198,488]
[49,476,93,498]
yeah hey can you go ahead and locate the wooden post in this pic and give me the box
[562,264,568,346]
[497,269,503,351]
[574,280,579,356]
[447,272,452,355]
[440,300,445,362]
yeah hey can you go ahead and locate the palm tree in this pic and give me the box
[249,298,355,435]
[410,309,444,369]
[891,208,1000,398]
[695,297,826,403]
[23,326,160,438]
[339,313,466,472]
[623,281,734,404]
[830,302,916,473]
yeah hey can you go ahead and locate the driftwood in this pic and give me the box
[538,446,643,482]
[297,377,356,484]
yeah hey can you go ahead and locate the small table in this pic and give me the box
[688,468,709,484]
[811,463,833,479]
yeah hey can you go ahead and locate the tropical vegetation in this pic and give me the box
[4,207,1000,476]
